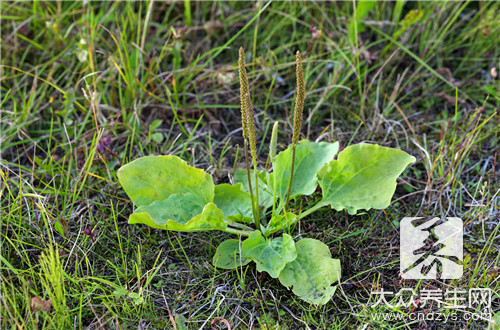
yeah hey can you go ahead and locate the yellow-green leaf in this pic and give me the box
[318,143,415,215]
[263,212,297,237]
[279,238,341,305]
[213,239,252,269]
[117,155,214,207]
[129,202,226,232]
[234,169,273,211]
[241,231,296,278]
[214,183,253,223]
[271,140,339,202]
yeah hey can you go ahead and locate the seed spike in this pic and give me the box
[238,47,250,139]
[292,51,305,147]
[244,92,257,164]
[285,50,305,208]
[238,48,260,230]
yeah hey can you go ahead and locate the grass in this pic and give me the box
[1,1,499,328]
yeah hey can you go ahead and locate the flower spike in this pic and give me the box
[238,47,250,139]
[285,51,305,207]
[244,92,257,165]
[292,51,305,147]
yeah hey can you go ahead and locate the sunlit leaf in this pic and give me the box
[213,238,252,269]
[214,183,253,223]
[241,231,296,278]
[318,143,415,215]
[234,169,273,211]
[129,202,226,232]
[271,140,339,202]
[117,155,214,207]
[279,238,341,305]
[348,0,376,43]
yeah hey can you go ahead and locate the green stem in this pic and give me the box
[244,140,259,230]
[271,166,278,219]
[297,201,326,220]
[253,161,260,231]
[284,146,296,207]
[223,227,253,237]
[228,222,253,231]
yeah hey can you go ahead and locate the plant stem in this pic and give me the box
[228,222,253,231]
[297,201,326,220]
[270,122,279,219]
[271,171,277,219]
[284,146,296,207]
[253,162,260,231]
[275,202,326,235]
[223,227,253,237]
[244,140,260,230]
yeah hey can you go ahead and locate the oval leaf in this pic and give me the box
[117,155,214,207]
[318,143,415,215]
[132,192,206,225]
[241,231,297,278]
[129,202,226,232]
[271,140,339,201]
[213,239,252,269]
[214,183,253,223]
[278,238,341,305]
[234,169,273,211]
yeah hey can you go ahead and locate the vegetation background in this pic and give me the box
[1,1,498,328]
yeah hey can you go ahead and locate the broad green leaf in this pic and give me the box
[175,314,189,330]
[262,212,297,237]
[348,0,375,43]
[214,183,253,223]
[213,239,252,269]
[279,238,341,305]
[318,143,415,215]
[129,292,144,305]
[113,288,128,296]
[234,169,273,211]
[241,231,297,278]
[149,119,163,131]
[271,140,339,202]
[54,219,67,237]
[134,192,206,225]
[151,132,163,143]
[489,311,500,330]
[129,202,226,232]
[117,155,214,207]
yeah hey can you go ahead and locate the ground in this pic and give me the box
[1,1,499,329]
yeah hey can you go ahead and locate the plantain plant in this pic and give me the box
[117,48,415,304]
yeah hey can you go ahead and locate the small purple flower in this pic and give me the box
[83,226,96,238]
[97,134,112,154]
[96,142,105,154]
[103,134,111,146]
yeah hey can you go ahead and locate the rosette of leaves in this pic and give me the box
[117,49,416,305]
